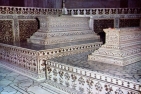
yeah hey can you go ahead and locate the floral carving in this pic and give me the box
[64,73,70,80]
[120,19,140,28]
[71,74,77,82]
[115,88,124,94]
[95,82,103,91]
[59,70,64,78]
[0,20,13,43]
[86,79,94,88]
[78,77,85,85]
[105,84,113,94]
[19,20,38,42]
[94,19,114,34]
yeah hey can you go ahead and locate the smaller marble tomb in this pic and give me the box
[88,27,141,66]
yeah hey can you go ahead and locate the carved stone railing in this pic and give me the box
[0,43,45,81]
[67,8,141,33]
[44,59,141,94]
[67,8,141,16]
[0,6,62,15]
[0,6,140,17]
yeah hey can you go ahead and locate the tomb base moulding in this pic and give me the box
[88,27,141,66]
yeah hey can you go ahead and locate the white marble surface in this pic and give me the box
[0,66,68,94]
[51,51,141,83]
[88,27,141,66]
[0,51,141,94]
[4,40,99,50]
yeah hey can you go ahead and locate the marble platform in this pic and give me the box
[0,15,102,81]
[0,40,102,81]
[44,51,141,94]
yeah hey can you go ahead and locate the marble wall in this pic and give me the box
[65,0,120,8]
[0,0,140,8]
[128,0,141,8]
[0,0,58,8]
[0,0,9,6]
[9,0,24,7]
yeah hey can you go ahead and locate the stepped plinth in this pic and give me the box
[0,15,102,81]
[88,27,141,66]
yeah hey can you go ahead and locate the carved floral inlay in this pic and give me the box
[0,20,13,43]
[19,20,38,41]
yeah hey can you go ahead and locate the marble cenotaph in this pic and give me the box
[88,27,141,66]
[29,16,100,45]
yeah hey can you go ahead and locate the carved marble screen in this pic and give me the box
[94,19,114,33]
[94,19,140,34]
[0,20,13,43]
[119,19,140,27]
[19,19,38,42]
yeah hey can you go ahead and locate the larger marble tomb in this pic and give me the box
[28,16,100,45]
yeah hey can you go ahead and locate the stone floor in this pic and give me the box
[0,66,68,94]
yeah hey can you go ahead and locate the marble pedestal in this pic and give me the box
[88,27,141,66]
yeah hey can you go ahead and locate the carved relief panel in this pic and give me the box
[94,19,114,43]
[19,19,38,42]
[94,19,114,33]
[119,19,140,27]
[0,20,13,43]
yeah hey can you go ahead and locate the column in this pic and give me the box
[114,18,119,28]
[89,16,94,31]
[13,16,20,44]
